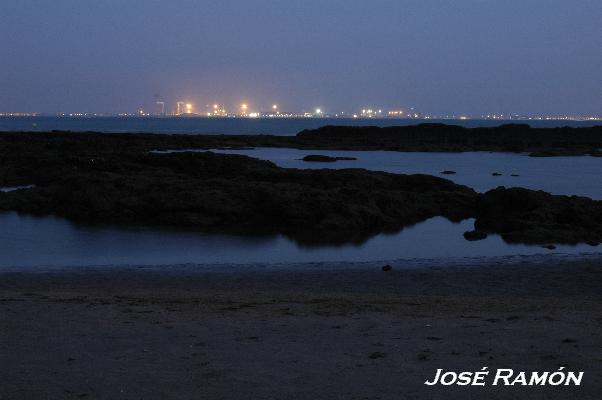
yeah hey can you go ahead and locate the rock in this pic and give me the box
[6,124,601,157]
[529,150,560,157]
[296,125,602,156]
[492,172,502,176]
[511,174,520,177]
[369,352,387,359]
[542,245,557,250]
[382,265,393,272]
[302,155,338,162]
[473,187,602,245]
[440,170,457,175]
[463,230,488,241]
[0,134,479,246]
[1,132,601,247]
[301,155,357,162]
[586,241,600,247]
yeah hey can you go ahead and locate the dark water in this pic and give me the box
[213,148,602,199]
[1,116,599,135]
[0,212,595,269]
[1,127,601,267]
[2,147,601,268]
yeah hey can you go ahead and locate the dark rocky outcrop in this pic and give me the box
[473,187,602,244]
[302,155,357,162]
[4,123,601,156]
[0,133,477,245]
[463,230,488,241]
[295,124,602,155]
[0,132,601,246]
[440,170,457,175]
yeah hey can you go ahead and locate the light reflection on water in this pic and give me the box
[0,212,596,269]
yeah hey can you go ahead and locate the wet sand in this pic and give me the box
[1,260,601,399]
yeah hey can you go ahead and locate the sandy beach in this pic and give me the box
[1,258,601,399]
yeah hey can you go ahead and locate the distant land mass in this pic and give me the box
[4,123,601,156]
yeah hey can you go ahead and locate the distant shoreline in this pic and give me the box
[1,116,601,136]
[2,123,601,156]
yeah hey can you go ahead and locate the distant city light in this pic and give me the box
[155,101,165,115]
[175,101,186,115]
[34,98,600,121]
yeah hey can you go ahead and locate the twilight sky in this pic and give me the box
[1,0,601,115]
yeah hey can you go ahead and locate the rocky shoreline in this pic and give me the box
[0,130,601,246]
[294,124,602,156]
[3,123,602,156]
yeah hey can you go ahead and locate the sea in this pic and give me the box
[0,116,600,268]
[0,116,600,135]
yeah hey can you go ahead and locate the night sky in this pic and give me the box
[2,0,601,115]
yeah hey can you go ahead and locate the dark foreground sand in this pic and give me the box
[1,259,601,399]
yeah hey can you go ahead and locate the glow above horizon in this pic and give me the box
[1,0,601,116]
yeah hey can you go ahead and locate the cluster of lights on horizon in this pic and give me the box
[1,102,601,122]
[148,100,428,119]
[109,100,593,121]
[2,112,601,122]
